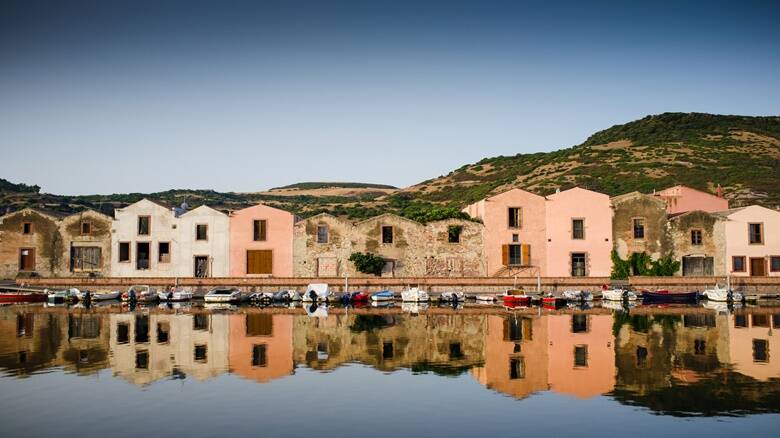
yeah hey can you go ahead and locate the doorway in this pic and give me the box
[19,248,35,271]
[571,253,586,277]
[136,243,150,270]
[750,258,766,276]
[194,256,209,278]
[682,256,714,276]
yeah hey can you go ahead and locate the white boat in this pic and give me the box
[439,291,465,302]
[601,289,637,301]
[305,303,329,318]
[48,288,80,303]
[371,290,395,301]
[702,300,742,312]
[401,287,429,302]
[475,294,497,302]
[303,283,331,302]
[562,290,593,301]
[123,285,159,302]
[204,288,241,303]
[157,288,193,302]
[600,300,636,311]
[702,284,743,302]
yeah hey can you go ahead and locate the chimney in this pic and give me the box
[716,184,723,198]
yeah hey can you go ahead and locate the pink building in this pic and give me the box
[655,185,728,214]
[545,187,613,277]
[229,204,297,277]
[715,205,780,277]
[463,188,547,277]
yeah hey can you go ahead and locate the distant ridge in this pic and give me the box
[271,182,398,190]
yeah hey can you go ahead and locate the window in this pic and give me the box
[636,346,648,367]
[136,242,150,270]
[753,339,769,362]
[118,242,130,262]
[732,256,746,272]
[383,342,394,360]
[80,221,91,235]
[509,357,525,380]
[316,225,328,244]
[246,314,273,336]
[734,314,747,328]
[135,350,149,370]
[448,225,462,243]
[382,226,393,244]
[572,219,584,239]
[633,218,645,239]
[194,345,207,362]
[71,246,101,271]
[135,315,149,343]
[508,244,522,265]
[749,223,763,244]
[252,344,267,367]
[253,220,266,241]
[691,229,702,245]
[572,314,588,333]
[22,222,32,234]
[137,216,150,235]
[574,345,588,367]
[752,314,769,328]
[512,233,519,243]
[771,256,780,272]
[116,323,129,344]
[508,207,522,228]
[157,323,170,344]
[158,242,170,263]
[193,314,209,331]
[19,248,35,271]
[571,253,586,277]
[449,342,463,359]
[196,224,208,241]
[694,339,706,355]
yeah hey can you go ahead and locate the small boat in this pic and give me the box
[401,302,429,313]
[601,289,637,301]
[475,294,496,303]
[302,283,331,302]
[371,300,394,308]
[641,289,700,303]
[48,288,80,303]
[305,303,329,318]
[205,288,242,303]
[273,290,301,302]
[439,291,465,303]
[249,292,275,304]
[562,290,593,302]
[541,294,567,308]
[157,288,193,302]
[371,290,395,301]
[600,300,636,311]
[340,291,370,305]
[702,284,743,302]
[502,288,531,306]
[0,291,47,303]
[204,302,239,311]
[122,285,159,303]
[401,287,429,302]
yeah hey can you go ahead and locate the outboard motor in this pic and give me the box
[309,289,318,302]
[167,290,174,302]
[727,290,734,302]
[129,290,137,305]
[340,293,351,306]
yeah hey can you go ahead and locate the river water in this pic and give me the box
[0,302,778,437]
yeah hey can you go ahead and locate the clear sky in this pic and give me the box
[1,0,778,195]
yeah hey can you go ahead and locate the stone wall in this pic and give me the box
[0,209,63,279]
[668,211,726,276]
[612,193,672,260]
[58,210,113,278]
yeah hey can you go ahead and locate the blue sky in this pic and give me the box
[1,0,778,195]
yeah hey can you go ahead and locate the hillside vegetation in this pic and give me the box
[2,113,779,219]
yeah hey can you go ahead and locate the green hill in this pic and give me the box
[2,112,779,219]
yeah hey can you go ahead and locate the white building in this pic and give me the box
[176,205,230,277]
[111,199,180,277]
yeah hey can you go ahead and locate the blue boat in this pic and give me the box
[371,290,395,302]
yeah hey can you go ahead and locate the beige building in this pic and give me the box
[668,211,727,276]
[611,191,672,261]
[293,213,485,277]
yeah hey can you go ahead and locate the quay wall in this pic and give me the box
[15,275,780,294]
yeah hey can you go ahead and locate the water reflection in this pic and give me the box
[0,305,778,417]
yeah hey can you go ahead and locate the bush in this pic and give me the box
[348,252,386,276]
[610,251,680,278]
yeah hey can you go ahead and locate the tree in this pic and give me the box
[348,252,386,276]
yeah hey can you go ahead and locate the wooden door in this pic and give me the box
[19,248,35,271]
[750,258,766,276]
[246,250,272,274]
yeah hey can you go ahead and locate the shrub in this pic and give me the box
[348,252,386,276]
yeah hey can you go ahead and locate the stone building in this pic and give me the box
[293,213,484,278]
[668,210,727,276]
[610,191,672,261]
[0,209,65,278]
[58,209,113,278]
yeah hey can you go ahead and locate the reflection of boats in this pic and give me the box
[204,288,242,303]
[0,291,47,303]
[401,302,429,313]
[702,284,743,302]
[249,292,274,304]
[439,291,465,303]
[600,300,636,311]
[48,288,80,303]
[602,289,637,301]
[157,288,193,302]
[401,287,429,302]
[371,300,394,308]
[702,300,741,313]
[157,301,193,310]
[371,290,395,302]
[502,288,531,306]
[562,290,593,302]
[340,291,370,305]
[541,294,567,307]
[475,295,496,303]
[122,285,159,302]
[86,290,121,301]
[305,303,328,317]
[641,290,700,303]
[203,302,239,311]
[303,283,331,302]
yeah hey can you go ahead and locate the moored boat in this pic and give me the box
[303,283,331,302]
[204,287,242,303]
[157,288,193,302]
[502,288,531,306]
[371,290,395,301]
[562,290,593,302]
[340,291,370,305]
[0,291,47,303]
[249,292,274,304]
[475,294,496,303]
[439,291,465,302]
[601,288,637,301]
[401,287,429,302]
[122,285,159,303]
[48,288,80,303]
[273,290,301,302]
[641,289,700,303]
[702,284,743,302]
[541,294,567,308]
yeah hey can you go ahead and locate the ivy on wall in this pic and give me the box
[610,250,681,279]
[348,252,386,276]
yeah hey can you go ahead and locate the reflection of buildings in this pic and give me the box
[292,314,486,374]
[472,313,616,400]
[229,314,294,383]
[109,312,229,386]
[727,312,779,381]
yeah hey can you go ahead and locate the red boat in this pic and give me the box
[0,292,47,303]
[502,295,531,306]
[542,296,567,308]
[351,292,370,302]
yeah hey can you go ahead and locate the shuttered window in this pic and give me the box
[246,314,273,336]
[247,250,273,274]
[502,244,531,266]
[71,246,102,271]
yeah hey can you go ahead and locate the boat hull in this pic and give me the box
[0,293,47,303]
[641,291,700,303]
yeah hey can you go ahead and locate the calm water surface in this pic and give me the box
[1,302,779,437]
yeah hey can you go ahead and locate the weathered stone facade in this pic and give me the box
[611,192,672,260]
[58,210,113,278]
[293,213,485,277]
[668,211,726,276]
[0,209,64,279]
